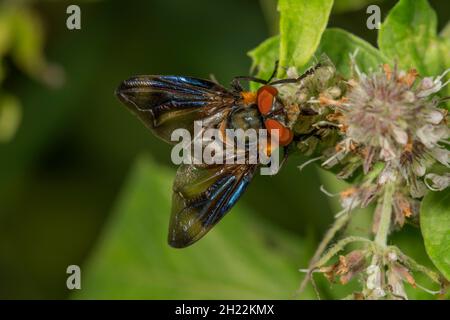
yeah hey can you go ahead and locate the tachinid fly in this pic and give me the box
[115,63,320,248]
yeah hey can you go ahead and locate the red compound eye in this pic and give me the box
[264,119,293,146]
[257,85,278,115]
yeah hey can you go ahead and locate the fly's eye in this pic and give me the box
[264,119,293,146]
[229,106,263,131]
[257,85,278,115]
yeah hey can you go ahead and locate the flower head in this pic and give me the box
[290,57,448,301]
[318,63,449,228]
[339,65,448,177]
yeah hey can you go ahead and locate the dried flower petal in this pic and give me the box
[366,264,383,290]
[391,263,416,287]
[387,268,408,299]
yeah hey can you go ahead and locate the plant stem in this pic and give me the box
[374,181,395,246]
[314,236,372,267]
[390,246,442,284]
[297,212,351,294]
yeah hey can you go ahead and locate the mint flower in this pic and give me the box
[294,60,448,300]
[320,64,449,214]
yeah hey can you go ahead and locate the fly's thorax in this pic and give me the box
[228,105,263,131]
[217,105,264,154]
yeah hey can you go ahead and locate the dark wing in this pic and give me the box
[169,163,258,248]
[115,75,236,143]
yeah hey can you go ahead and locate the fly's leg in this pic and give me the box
[230,60,279,92]
[269,62,323,86]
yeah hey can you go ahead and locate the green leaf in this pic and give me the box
[420,189,450,280]
[76,156,316,299]
[278,0,334,75]
[0,7,13,85]
[440,23,450,70]
[438,22,450,110]
[0,94,21,142]
[11,8,64,88]
[249,28,387,88]
[248,35,279,90]
[11,8,44,77]
[378,0,443,76]
[316,28,387,77]
[441,22,450,40]
[0,8,13,56]
[333,0,383,13]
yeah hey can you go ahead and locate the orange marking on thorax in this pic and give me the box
[240,91,257,105]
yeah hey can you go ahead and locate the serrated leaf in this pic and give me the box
[249,29,387,88]
[379,0,450,110]
[316,28,387,77]
[76,156,316,299]
[378,0,442,76]
[278,0,334,75]
[420,190,450,280]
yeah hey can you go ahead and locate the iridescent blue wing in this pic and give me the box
[115,75,236,143]
[169,163,258,248]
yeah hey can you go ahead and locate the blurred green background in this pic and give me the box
[0,0,448,299]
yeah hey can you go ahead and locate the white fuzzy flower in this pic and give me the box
[320,64,449,205]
